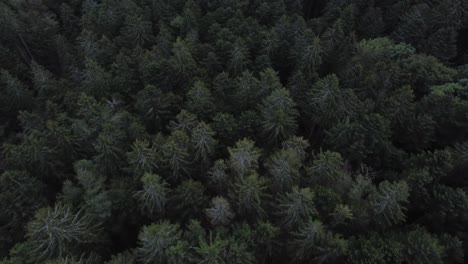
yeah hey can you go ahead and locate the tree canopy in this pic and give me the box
[0,0,467,263]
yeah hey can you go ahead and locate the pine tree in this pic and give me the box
[169,37,197,79]
[234,71,261,111]
[135,173,170,216]
[0,70,33,111]
[265,149,302,191]
[168,110,199,134]
[26,204,98,259]
[228,38,250,75]
[306,74,359,127]
[192,233,228,264]
[135,85,181,130]
[281,136,310,162]
[276,187,317,228]
[347,232,404,264]
[126,139,158,178]
[306,151,351,192]
[74,160,112,220]
[31,62,61,102]
[80,59,112,99]
[207,159,229,191]
[205,196,235,226]
[3,131,55,175]
[44,115,79,161]
[191,122,217,164]
[161,130,191,180]
[370,180,409,227]
[292,29,322,74]
[259,88,298,142]
[258,68,282,96]
[185,81,216,118]
[289,220,348,263]
[121,14,154,47]
[228,138,261,177]
[234,172,267,218]
[170,180,208,221]
[93,131,125,175]
[0,171,45,251]
[253,221,280,260]
[402,227,444,264]
[137,221,182,264]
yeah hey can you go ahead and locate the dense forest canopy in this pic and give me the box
[1,0,468,263]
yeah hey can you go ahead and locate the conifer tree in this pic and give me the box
[186,81,216,118]
[137,221,182,264]
[306,151,351,192]
[0,171,45,251]
[228,138,261,177]
[135,173,170,216]
[370,180,409,227]
[26,204,98,259]
[234,172,267,218]
[161,130,191,180]
[170,180,208,221]
[192,233,228,264]
[121,14,154,47]
[205,196,235,226]
[276,187,317,228]
[169,37,197,79]
[266,149,302,191]
[259,88,299,142]
[289,220,348,263]
[126,139,158,177]
[191,122,217,164]
[0,70,33,111]
[207,159,229,191]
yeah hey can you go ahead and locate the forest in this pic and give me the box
[0,0,468,263]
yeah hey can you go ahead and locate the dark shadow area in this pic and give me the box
[304,0,327,19]
[452,27,468,65]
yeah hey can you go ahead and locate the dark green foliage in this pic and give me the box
[161,130,191,180]
[234,172,267,218]
[105,251,137,264]
[135,173,170,216]
[207,159,229,190]
[259,87,298,142]
[289,220,348,263]
[26,204,99,259]
[185,81,216,118]
[126,139,158,178]
[228,138,261,177]
[347,233,404,264]
[137,221,182,264]
[0,171,45,252]
[192,233,228,264]
[276,187,317,228]
[135,85,181,131]
[74,160,112,220]
[169,180,208,221]
[266,149,302,191]
[121,14,154,47]
[205,196,235,226]
[370,180,409,227]
[402,227,445,264]
[1,0,467,263]
[191,122,217,164]
[306,151,350,191]
[304,74,361,128]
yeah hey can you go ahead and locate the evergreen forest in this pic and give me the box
[1,0,468,263]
